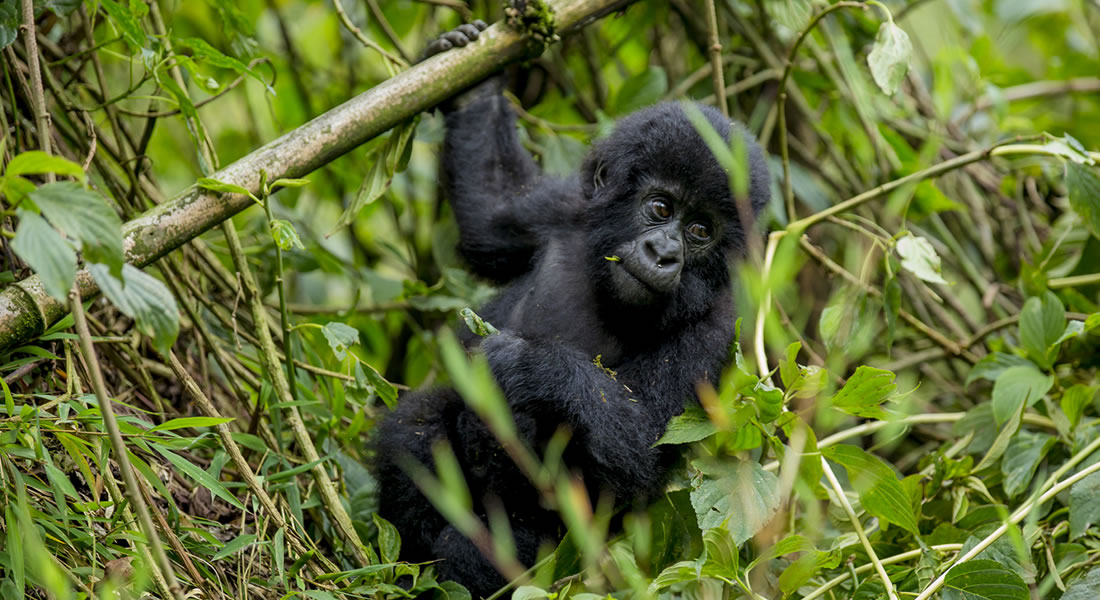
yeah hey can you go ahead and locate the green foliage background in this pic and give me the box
[1,0,1100,599]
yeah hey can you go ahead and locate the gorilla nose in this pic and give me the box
[643,232,683,271]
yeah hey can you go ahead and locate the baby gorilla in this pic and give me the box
[374,21,771,598]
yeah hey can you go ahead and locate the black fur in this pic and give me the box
[374,28,770,598]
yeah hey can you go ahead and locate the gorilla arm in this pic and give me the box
[480,310,734,498]
[442,82,579,283]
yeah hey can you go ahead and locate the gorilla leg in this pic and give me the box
[373,389,462,560]
[432,521,544,599]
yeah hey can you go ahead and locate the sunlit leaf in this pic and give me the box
[822,444,919,535]
[690,458,779,544]
[30,182,124,277]
[321,322,359,360]
[88,263,180,355]
[943,559,1029,600]
[830,366,897,420]
[270,219,304,251]
[867,21,912,96]
[11,210,76,302]
[896,234,948,285]
[991,365,1053,426]
[5,151,86,181]
[656,405,717,446]
[1019,291,1065,369]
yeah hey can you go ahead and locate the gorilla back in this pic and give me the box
[373,33,770,597]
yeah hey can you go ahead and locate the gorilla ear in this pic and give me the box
[593,160,606,191]
[581,152,607,199]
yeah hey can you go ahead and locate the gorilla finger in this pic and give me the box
[473,19,488,31]
[425,38,453,56]
[442,31,469,47]
[456,23,481,40]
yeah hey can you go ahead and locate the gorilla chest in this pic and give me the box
[506,241,623,363]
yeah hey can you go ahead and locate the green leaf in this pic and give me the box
[99,0,147,50]
[154,446,244,509]
[656,405,717,445]
[821,444,919,535]
[321,322,359,361]
[460,307,499,337]
[211,533,257,560]
[611,67,668,116]
[830,366,897,420]
[270,219,304,251]
[148,416,234,433]
[896,234,948,284]
[178,37,271,92]
[690,458,779,544]
[361,362,398,410]
[1019,291,1065,369]
[0,2,18,49]
[270,178,310,190]
[11,210,76,302]
[1061,385,1097,429]
[329,120,417,235]
[1063,568,1100,600]
[88,263,180,356]
[373,513,401,564]
[30,182,124,277]
[1067,163,1100,240]
[197,177,252,197]
[1070,470,1100,539]
[942,559,1029,600]
[1000,431,1053,498]
[966,352,1035,386]
[512,586,550,600]
[867,22,912,96]
[991,365,1053,426]
[5,151,85,181]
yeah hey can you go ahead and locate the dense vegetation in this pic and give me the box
[1,0,1099,599]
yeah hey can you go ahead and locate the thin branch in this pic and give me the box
[703,0,727,116]
[20,0,51,163]
[333,0,408,71]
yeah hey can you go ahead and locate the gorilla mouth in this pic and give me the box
[610,260,664,304]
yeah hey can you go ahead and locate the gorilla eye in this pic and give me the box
[687,223,711,241]
[649,198,672,220]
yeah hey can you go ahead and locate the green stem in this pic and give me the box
[264,197,297,402]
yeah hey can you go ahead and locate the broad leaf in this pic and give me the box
[690,458,779,544]
[1018,291,1065,369]
[656,405,717,445]
[1067,162,1100,240]
[896,234,948,284]
[1000,431,1053,498]
[5,152,85,181]
[89,263,180,355]
[11,210,76,302]
[867,22,912,96]
[942,559,1029,600]
[966,352,1035,386]
[1063,568,1100,600]
[1070,470,1100,539]
[321,322,360,361]
[822,444,919,535]
[30,182,124,276]
[830,366,896,420]
[270,219,304,251]
[991,365,1053,426]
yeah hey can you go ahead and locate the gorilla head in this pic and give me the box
[580,102,771,322]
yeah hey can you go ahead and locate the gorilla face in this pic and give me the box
[583,102,765,313]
